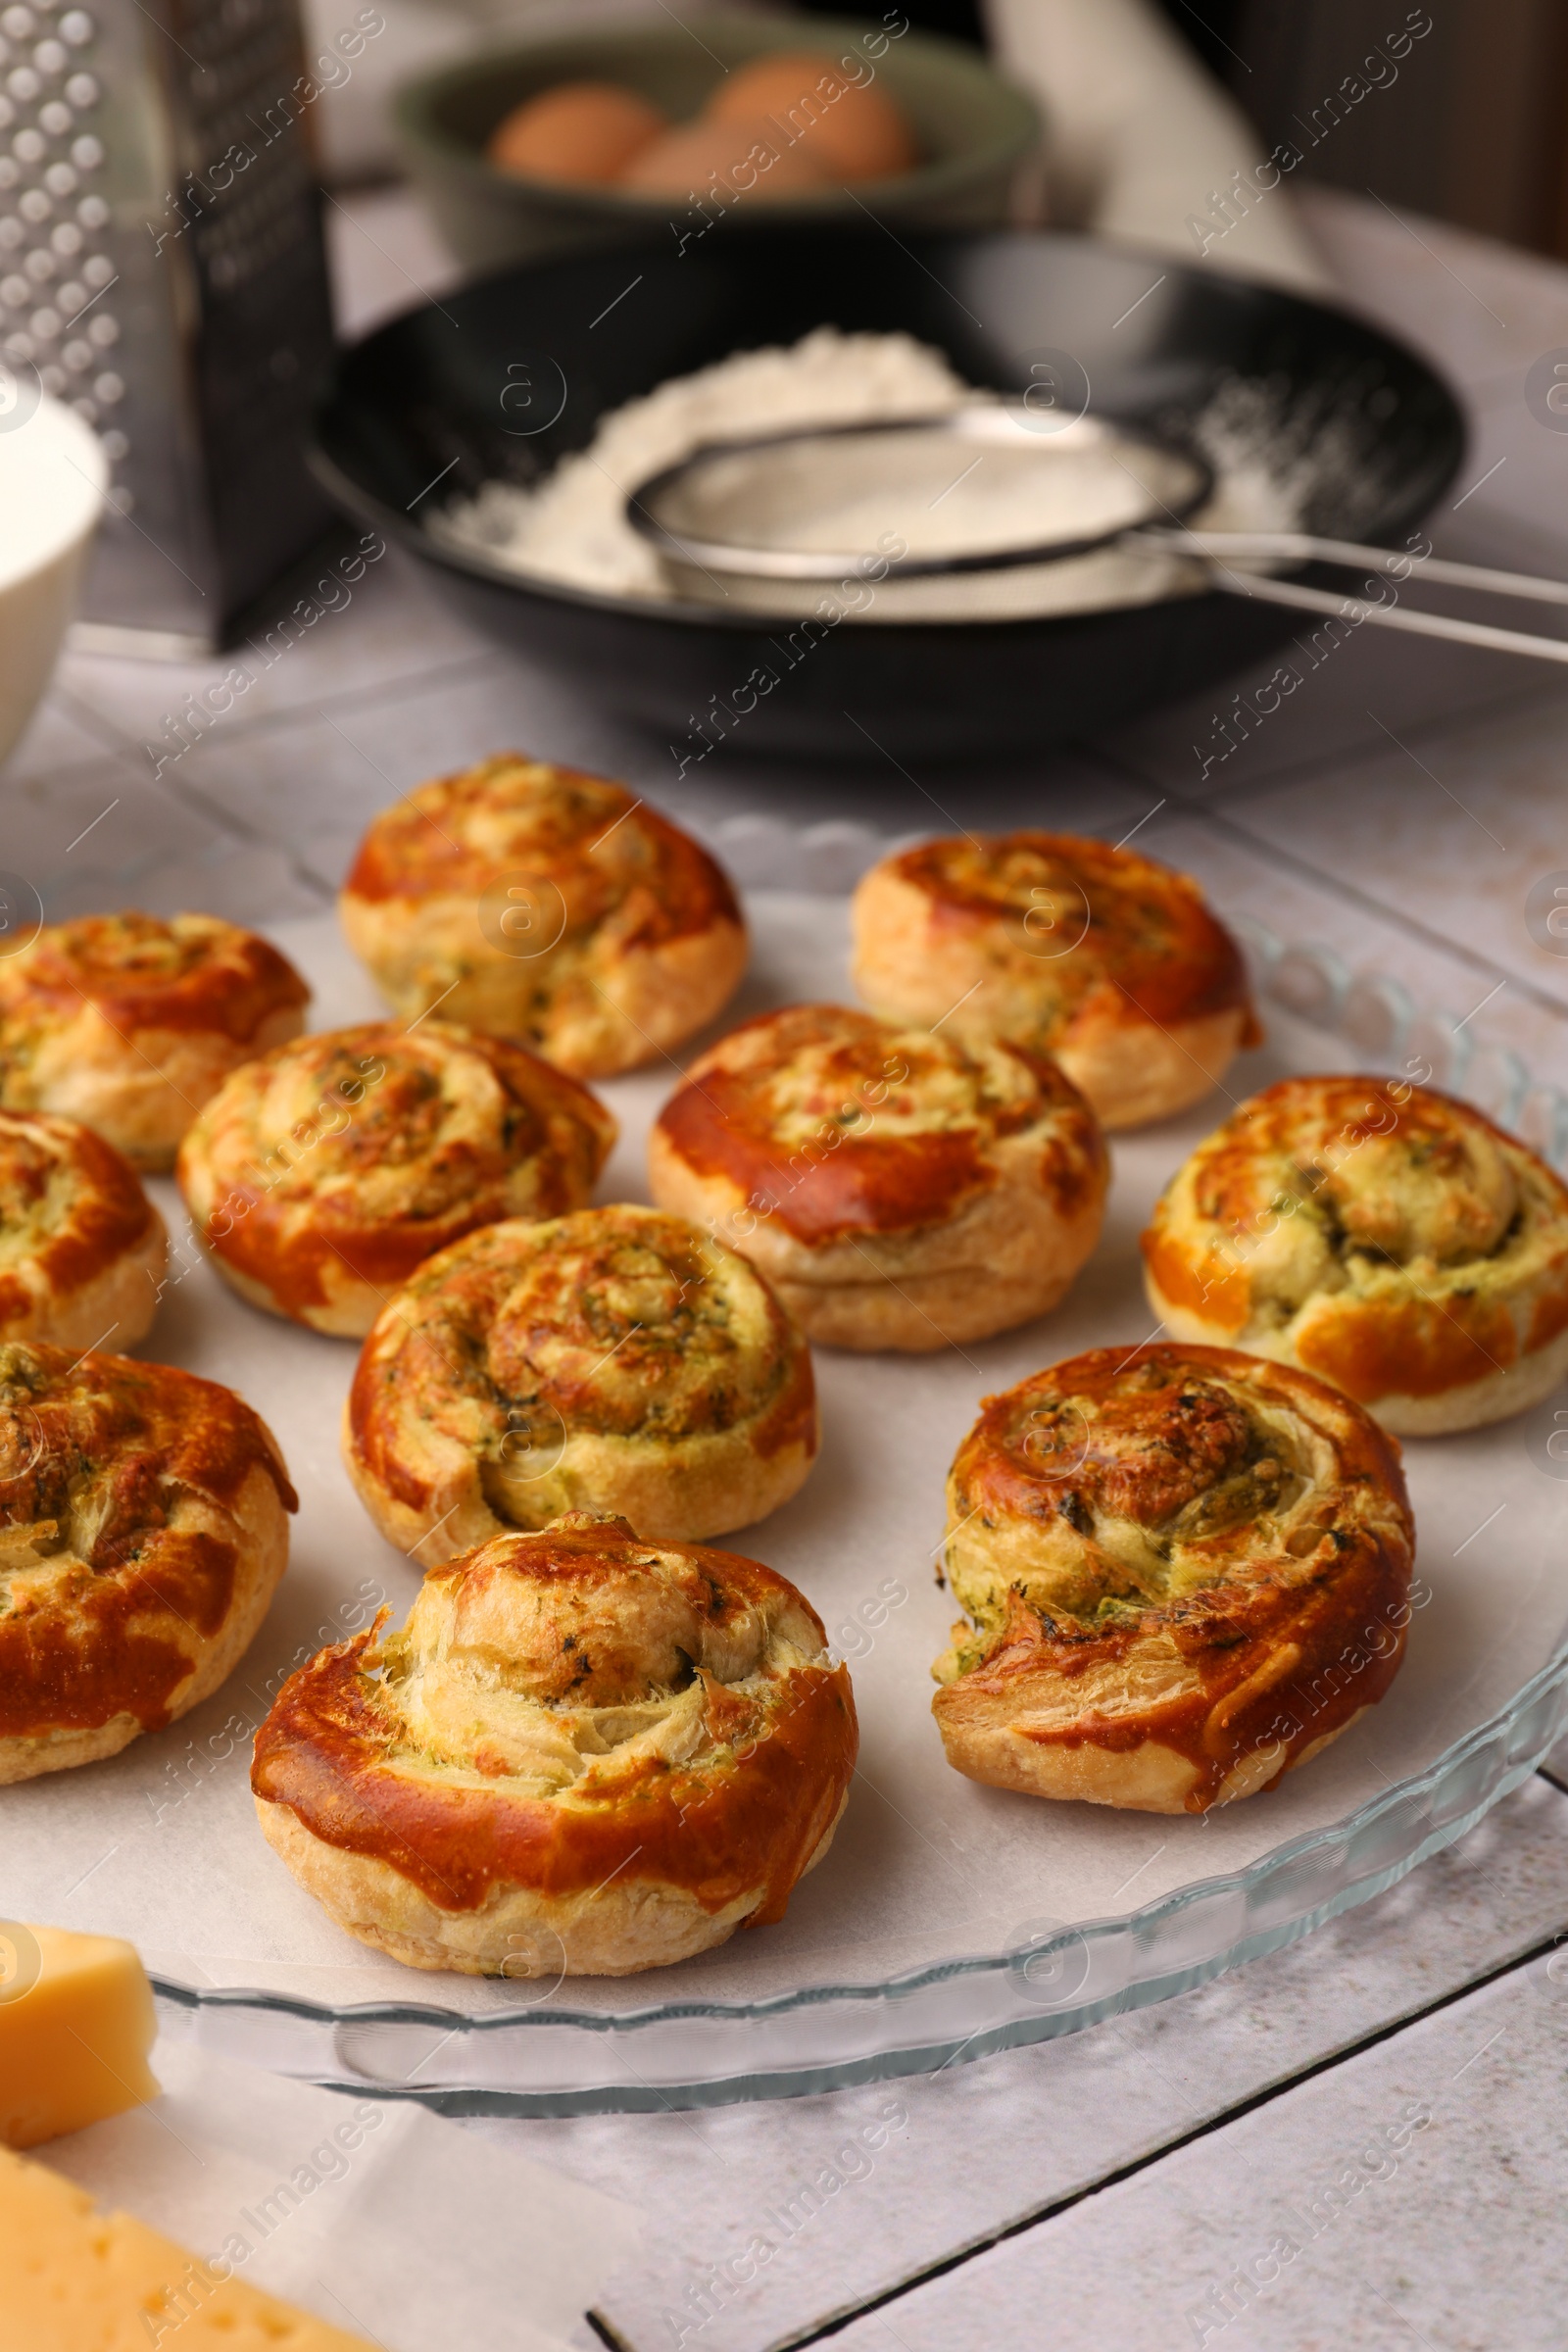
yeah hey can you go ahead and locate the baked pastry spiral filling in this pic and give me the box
[933,1344,1414,1813]
[851,831,1258,1128]
[344,1202,817,1554]
[0,1341,296,1783]
[252,1512,857,1976]
[0,911,310,1170]
[338,754,748,1077]
[177,1020,614,1337]
[1143,1075,1568,1432]
[650,1003,1107,1349]
[0,1109,166,1350]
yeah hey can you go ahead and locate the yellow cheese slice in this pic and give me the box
[0,2142,377,2350]
[0,1923,159,2148]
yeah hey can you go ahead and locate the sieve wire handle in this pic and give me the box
[1129,526,1568,665]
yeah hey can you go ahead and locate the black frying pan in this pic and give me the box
[310,227,1464,764]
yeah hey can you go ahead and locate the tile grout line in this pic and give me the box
[734,1910,1568,2352]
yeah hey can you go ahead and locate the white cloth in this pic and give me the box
[985,0,1334,293]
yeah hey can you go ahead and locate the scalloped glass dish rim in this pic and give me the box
[147,907,1568,2109]
[157,1638,1568,2040]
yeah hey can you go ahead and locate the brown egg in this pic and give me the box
[705,51,917,181]
[487,81,668,183]
[619,116,831,200]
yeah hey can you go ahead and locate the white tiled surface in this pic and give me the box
[15,185,1568,2351]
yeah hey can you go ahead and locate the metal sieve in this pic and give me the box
[627,407,1568,664]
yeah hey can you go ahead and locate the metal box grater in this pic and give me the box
[1,0,340,653]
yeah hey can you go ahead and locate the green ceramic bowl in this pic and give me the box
[394,11,1042,273]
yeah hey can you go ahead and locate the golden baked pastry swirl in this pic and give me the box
[343,1202,818,1556]
[338,753,748,1077]
[0,910,310,1170]
[1142,1074,1568,1433]
[252,1511,858,1977]
[176,1020,616,1337]
[649,1003,1107,1349]
[851,831,1259,1128]
[0,1341,297,1784]
[933,1343,1414,1814]
[0,1108,167,1351]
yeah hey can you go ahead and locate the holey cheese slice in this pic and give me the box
[0,1924,159,2148]
[0,2142,376,2350]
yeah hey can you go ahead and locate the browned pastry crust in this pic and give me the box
[648,1003,1107,1350]
[338,754,748,1078]
[1142,1075,1568,1434]
[252,1511,858,1977]
[932,1343,1414,1814]
[0,911,310,1171]
[343,1202,818,1558]
[0,1108,167,1350]
[175,1020,615,1339]
[851,831,1260,1129]
[0,1342,297,1783]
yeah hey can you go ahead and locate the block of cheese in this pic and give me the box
[0,2142,378,2350]
[0,1924,159,2147]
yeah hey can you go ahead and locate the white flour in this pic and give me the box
[434,326,1303,621]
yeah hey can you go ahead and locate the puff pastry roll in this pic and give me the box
[933,1343,1414,1814]
[253,1511,857,1977]
[0,1107,166,1350]
[1142,1074,1568,1433]
[852,831,1259,1128]
[339,753,748,1077]
[0,911,309,1170]
[343,1202,817,1555]
[176,1020,615,1337]
[649,1002,1107,1350]
[0,1343,296,1783]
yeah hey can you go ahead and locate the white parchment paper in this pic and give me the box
[41,2033,641,2350]
[5,895,1563,2016]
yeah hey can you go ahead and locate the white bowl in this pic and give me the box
[0,384,107,769]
